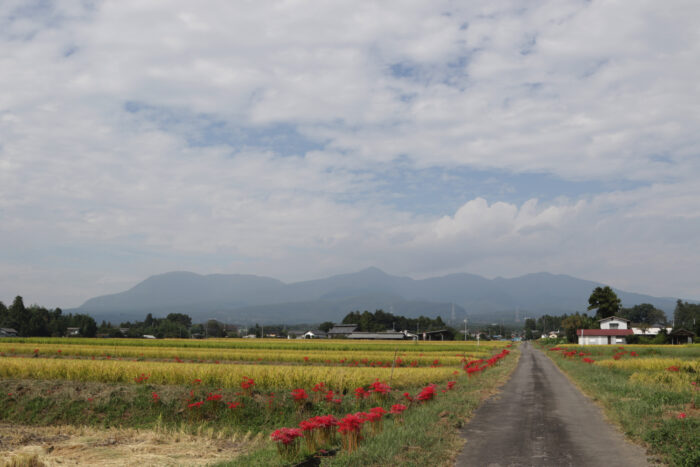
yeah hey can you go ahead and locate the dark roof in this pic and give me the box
[0,328,17,333]
[669,329,696,337]
[597,316,630,322]
[347,332,406,340]
[577,329,634,336]
[328,324,357,334]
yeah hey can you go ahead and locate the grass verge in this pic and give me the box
[540,344,699,467]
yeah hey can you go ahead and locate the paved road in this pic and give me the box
[454,342,650,467]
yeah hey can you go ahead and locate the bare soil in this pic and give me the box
[0,423,256,466]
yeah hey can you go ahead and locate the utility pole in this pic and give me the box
[464,318,468,341]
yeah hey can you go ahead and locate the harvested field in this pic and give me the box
[0,423,257,466]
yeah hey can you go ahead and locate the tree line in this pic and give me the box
[0,296,97,337]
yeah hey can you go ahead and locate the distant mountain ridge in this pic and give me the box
[74,267,684,325]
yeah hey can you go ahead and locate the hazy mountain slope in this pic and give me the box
[74,268,683,324]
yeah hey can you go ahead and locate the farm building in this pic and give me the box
[577,317,634,345]
[347,330,416,340]
[0,328,18,337]
[327,324,357,338]
[669,329,695,345]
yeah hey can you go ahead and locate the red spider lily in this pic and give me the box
[57,349,62,354]
[354,387,369,399]
[667,366,680,372]
[33,349,39,354]
[193,379,202,384]
[465,366,481,376]
[291,388,308,401]
[188,401,204,409]
[453,371,459,375]
[312,382,326,392]
[369,380,391,399]
[402,392,414,402]
[416,384,436,402]
[446,381,457,390]
[677,412,687,419]
[299,418,320,451]
[270,427,303,460]
[390,403,407,414]
[241,376,255,394]
[134,373,149,383]
[410,360,418,367]
[337,413,365,452]
[309,415,338,445]
[152,392,160,403]
[630,351,637,357]
[303,356,310,362]
[227,401,244,409]
[583,358,595,364]
[206,393,222,402]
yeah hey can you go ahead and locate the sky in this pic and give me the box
[1,0,699,308]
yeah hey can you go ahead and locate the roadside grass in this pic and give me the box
[541,344,699,467]
[219,345,520,466]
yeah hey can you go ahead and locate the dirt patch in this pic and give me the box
[0,423,256,466]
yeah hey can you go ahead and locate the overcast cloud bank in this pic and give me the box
[1,0,699,307]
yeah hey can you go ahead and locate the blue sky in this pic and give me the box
[1,0,699,307]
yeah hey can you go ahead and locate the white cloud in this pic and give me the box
[1,1,699,307]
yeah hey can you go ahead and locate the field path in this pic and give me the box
[454,342,650,467]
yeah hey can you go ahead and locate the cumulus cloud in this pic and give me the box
[0,0,699,306]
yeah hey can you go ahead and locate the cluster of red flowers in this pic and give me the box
[582,357,595,364]
[667,366,680,372]
[270,427,304,460]
[240,376,255,394]
[292,388,309,401]
[134,373,149,383]
[416,384,436,402]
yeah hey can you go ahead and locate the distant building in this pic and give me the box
[347,330,416,340]
[669,329,695,345]
[66,327,81,337]
[422,329,450,341]
[577,317,633,345]
[303,330,327,339]
[630,323,672,336]
[327,324,358,338]
[0,328,18,337]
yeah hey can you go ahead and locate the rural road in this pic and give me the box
[454,342,650,467]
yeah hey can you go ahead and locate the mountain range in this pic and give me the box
[72,268,684,326]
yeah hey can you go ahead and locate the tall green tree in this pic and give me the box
[562,313,596,343]
[619,303,667,324]
[587,286,621,319]
[673,300,700,335]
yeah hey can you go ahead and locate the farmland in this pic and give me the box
[542,343,699,467]
[0,337,518,466]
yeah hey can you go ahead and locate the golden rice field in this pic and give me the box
[2,336,506,352]
[0,338,512,391]
[0,357,463,390]
[0,342,491,366]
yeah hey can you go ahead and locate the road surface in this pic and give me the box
[454,342,650,467]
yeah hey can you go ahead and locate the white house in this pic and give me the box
[577,316,634,345]
[630,323,672,336]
